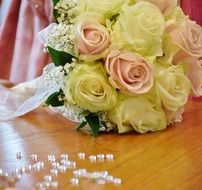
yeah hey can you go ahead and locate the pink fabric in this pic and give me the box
[0,0,52,83]
[181,0,202,101]
[180,0,202,26]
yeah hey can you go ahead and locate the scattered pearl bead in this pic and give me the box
[61,154,68,160]
[65,161,76,169]
[38,162,45,168]
[97,154,105,160]
[58,165,67,173]
[16,152,23,159]
[52,162,60,169]
[78,152,85,160]
[30,154,38,161]
[11,168,19,175]
[73,169,86,178]
[44,175,52,182]
[13,174,21,181]
[70,178,79,186]
[106,154,114,161]
[43,181,50,188]
[88,172,100,179]
[24,165,32,173]
[0,169,3,176]
[20,166,26,174]
[100,171,108,177]
[89,155,97,162]
[113,178,122,185]
[50,169,58,176]
[105,175,114,183]
[48,155,56,162]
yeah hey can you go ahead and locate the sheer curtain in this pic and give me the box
[0,0,52,83]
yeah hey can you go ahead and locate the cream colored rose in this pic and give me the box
[108,94,167,133]
[156,65,191,112]
[111,2,165,60]
[78,0,128,19]
[105,50,153,95]
[135,0,178,16]
[64,62,117,113]
[167,19,202,58]
[185,57,202,97]
[75,19,111,61]
[163,106,185,125]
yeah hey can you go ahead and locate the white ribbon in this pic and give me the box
[0,64,59,121]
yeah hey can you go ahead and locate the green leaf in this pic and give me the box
[45,91,64,107]
[76,121,87,130]
[52,0,59,6]
[52,0,59,23]
[79,110,90,117]
[47,46,75,67]
[85,114,101,138]
[110,13,120,22]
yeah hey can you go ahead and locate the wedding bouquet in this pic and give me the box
[3,0,201,137]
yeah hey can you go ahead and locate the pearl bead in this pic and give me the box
[16,152,23,159]
[113,178,122,185]
[59,165,67,173]
[70,178,79,185]
[52,162,60,169]
[65,161,76,169]
[44,175,52,182]
[78,152,85,160]
[73,169,86,178]
[50,169,58,176]
[43,181,50,188]
[0,169,3,176]
[89,155,97,162]
[30,154,38,161]
[105,175,114,182]
[97,154,105,160]
[106,154,114,161]
[20,166,26,174]
[48,155,56,162]
[24,165,32,173]
[14,174,21,181]
[11,168,20,175]
[100,171,108,177]
[61,154,68,160]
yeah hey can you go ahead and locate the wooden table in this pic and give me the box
[0,99,202,190]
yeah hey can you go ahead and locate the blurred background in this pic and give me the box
[0,0,201,83]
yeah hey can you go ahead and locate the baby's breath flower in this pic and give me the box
[44,66,67,89]
[54,0,78,24]
[45,24,76,53]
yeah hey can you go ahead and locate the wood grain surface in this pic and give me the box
[0,100,202,190]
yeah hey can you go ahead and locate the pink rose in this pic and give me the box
[136,0,178,16]
[185,57,202,97]
[167,20,202,62]
[75,19,110,61]
[105,50,153,94]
